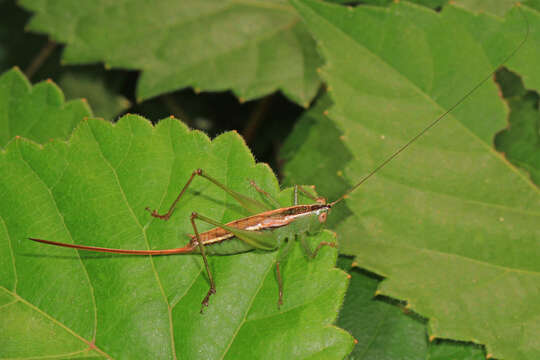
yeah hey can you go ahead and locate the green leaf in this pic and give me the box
[290,1,540,359]
[0,68,91,147]
[18,0,323,106]
[58,70,130,120]
[0,114,353,359]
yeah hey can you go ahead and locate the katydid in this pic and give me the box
[30,169,336,313]
[29,7,529,314]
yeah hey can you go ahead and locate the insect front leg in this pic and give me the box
[299,233,336,259]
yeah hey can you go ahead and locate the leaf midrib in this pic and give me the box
[87,121,178,359]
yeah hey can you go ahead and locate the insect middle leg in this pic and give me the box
[188,211,278,312]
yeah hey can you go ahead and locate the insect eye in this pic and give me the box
[318,212,327,223]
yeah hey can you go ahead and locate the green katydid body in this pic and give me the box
[192,203,330,255]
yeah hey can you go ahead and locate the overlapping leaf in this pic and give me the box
[290,1,540,359]
[0,68,91,147]
[19,0,322,105]
[0,98,353,357]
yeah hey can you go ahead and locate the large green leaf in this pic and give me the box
[0,113,353,358]
[0,68,91,147]
[18,0,322,106]
[290,1,540,359]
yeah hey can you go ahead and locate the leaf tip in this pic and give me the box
[429,335,436,342]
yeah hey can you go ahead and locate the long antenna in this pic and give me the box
[331,4,529,206]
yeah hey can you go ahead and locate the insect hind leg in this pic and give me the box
[147,169,270,221]
[190,212,216,313]
[146,169,203,220]
[249,179,280,208]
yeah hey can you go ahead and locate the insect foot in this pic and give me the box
[144,206,170,220]
[200,287,217,314]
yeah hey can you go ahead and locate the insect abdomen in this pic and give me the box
[200,237,256,255]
